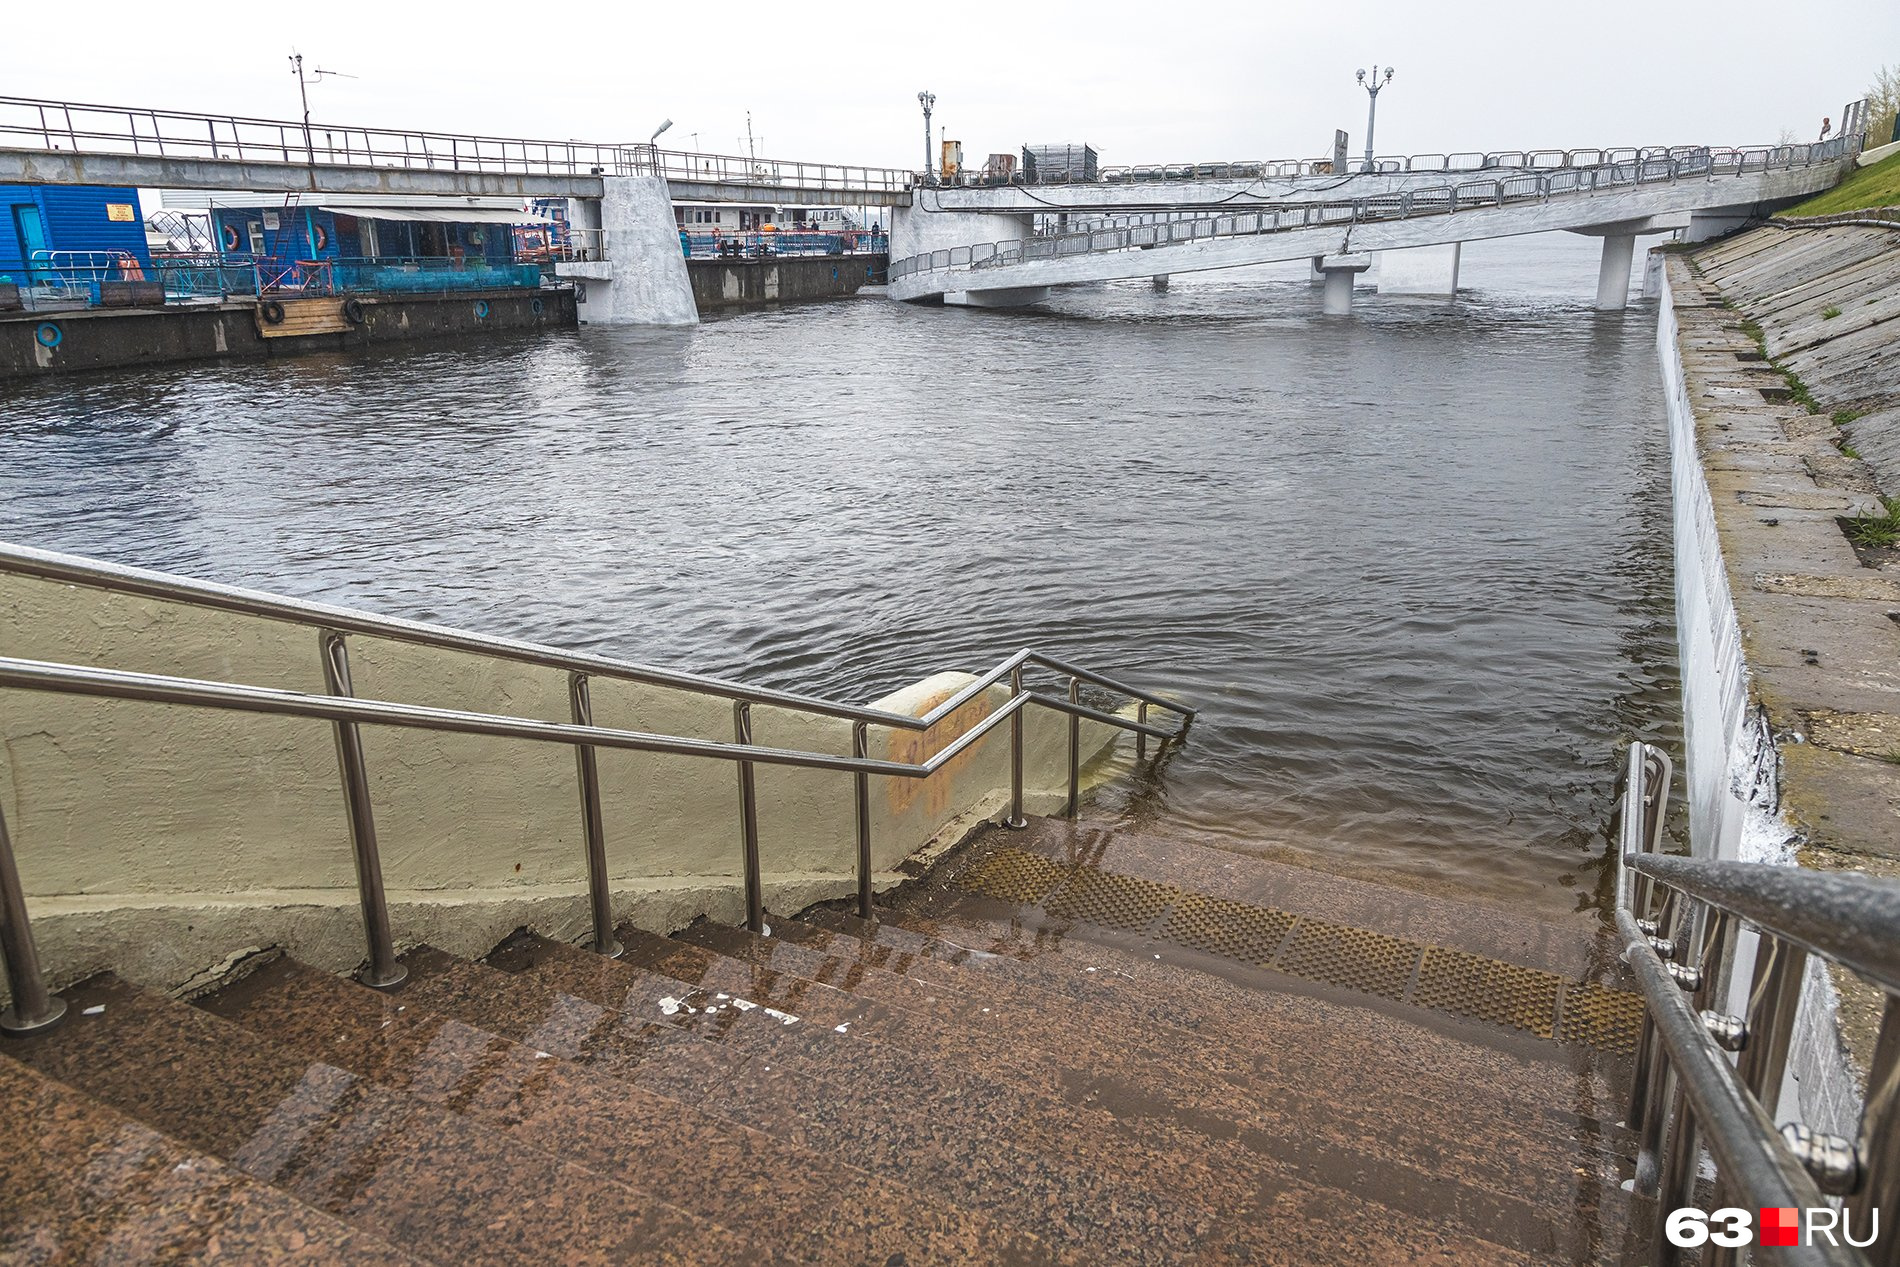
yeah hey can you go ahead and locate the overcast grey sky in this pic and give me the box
[11,1,1896,168]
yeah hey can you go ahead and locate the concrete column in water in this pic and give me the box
[1318,254,1372,315]
[556,176,698,326]
[945,286,1052,308]
[1595,233,1637,311]
[1377,243,1461,297]
[1152,275,1170,291]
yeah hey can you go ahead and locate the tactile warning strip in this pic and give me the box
[1415,947,1561,1040]
[950,847,1647,1055]
[1161,894,1296,966]
[1044,868,1180,933]
[1556,982,1648,1058]
[958,849,1070,906]
[1276,918,1422,1000]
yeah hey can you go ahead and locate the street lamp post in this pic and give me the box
[918,91,936,182]
[1355,65,1394,172]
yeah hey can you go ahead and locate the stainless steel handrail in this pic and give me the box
[0,541,1196,733]
[1614,743,1897,1266]
[0,649,1186,1032]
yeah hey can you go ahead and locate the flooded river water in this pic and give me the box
[0,232,1680,931]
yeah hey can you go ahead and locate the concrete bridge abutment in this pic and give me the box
[557,176,698,326]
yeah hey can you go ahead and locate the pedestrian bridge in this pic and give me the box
[889,140,1858,310]
[0,96,915,207]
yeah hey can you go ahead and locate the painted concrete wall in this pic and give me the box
[890,205,1033,265]
[0,571,1122,997]
[1656,265,1863,1141]
[0,288,576,378]
[567,176,698,326]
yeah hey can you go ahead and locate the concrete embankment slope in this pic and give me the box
[1660,220,1900,1138]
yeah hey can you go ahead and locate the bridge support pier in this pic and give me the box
[1318,255,1372,315]
[1377,243,1461,297]
[557,176,698,326]
[1152,275,1170,292]
[1309,256,1326,286]
[1595,233,1637,311]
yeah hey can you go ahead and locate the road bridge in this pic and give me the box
[890,139,1859,311]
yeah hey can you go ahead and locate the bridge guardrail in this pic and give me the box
[891,137,1857,285]
[0,96,914,196]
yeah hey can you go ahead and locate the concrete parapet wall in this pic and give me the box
[0,571,1122,998]
[1658,243,1900,1138]
[0,288,576,379]
[687,254,887,311]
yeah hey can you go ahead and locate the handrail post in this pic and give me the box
[568,672,621,958]
[1736,937,1807,1103]
[852,721,872,919]
[1004,667,1027,829]
[732,701,764,933]
[1848,995,1898,1253]
[320,630,406,989]
[1065,676,1081,818]
[0,799,65,1036]
[1136,700,1150,762]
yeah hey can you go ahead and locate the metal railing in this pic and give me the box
[1615,743,1899,1265]
[890,138,1860,284]
[0,96,913,195]
[0,541,1194,1033]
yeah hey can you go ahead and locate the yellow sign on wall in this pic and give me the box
[106,203,136,222]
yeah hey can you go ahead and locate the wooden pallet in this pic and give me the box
[255,297,352,338]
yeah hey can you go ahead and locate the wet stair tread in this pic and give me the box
[989,822,1614,981]
[0,1054,421,1265]
[507,930,1573,1262]
[663,916,1629,1231]
[436,939,1264,1264]
[8,975,775,1267]
[812,896,1632,1136]
[204,954,1066,1267]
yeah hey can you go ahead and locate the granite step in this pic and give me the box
[498,929,1575,1263]
[800,898,1632,1146]
[402,940,1261,1264]
[0,1055,422,1265]
[658,914,1631,1240]
[6,975,775,1267]
[201,954,1065,1267]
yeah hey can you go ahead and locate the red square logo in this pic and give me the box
[1760,1207,1800,1247]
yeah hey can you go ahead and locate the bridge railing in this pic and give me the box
[654,149,915,195]
[0,96,914,194]
[890,135,1859,284]
[0,96,657,179]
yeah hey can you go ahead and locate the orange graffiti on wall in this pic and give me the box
[884,685,994,822]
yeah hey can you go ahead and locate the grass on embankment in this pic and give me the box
[1783,151,1900,216]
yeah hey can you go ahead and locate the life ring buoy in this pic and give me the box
[473,300,491,319]
[342,297,367,325]
[530,297,545,315]
[312,223,329,251]
[222,223,240,252]
[34,322,62,348]
[260,300,286,325]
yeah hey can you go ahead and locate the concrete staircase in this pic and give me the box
[0,823,1646,1265]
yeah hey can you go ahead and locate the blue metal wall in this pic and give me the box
[0,186,151,280]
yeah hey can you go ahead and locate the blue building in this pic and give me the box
[191,195,548,294]
[1,185,152,286]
